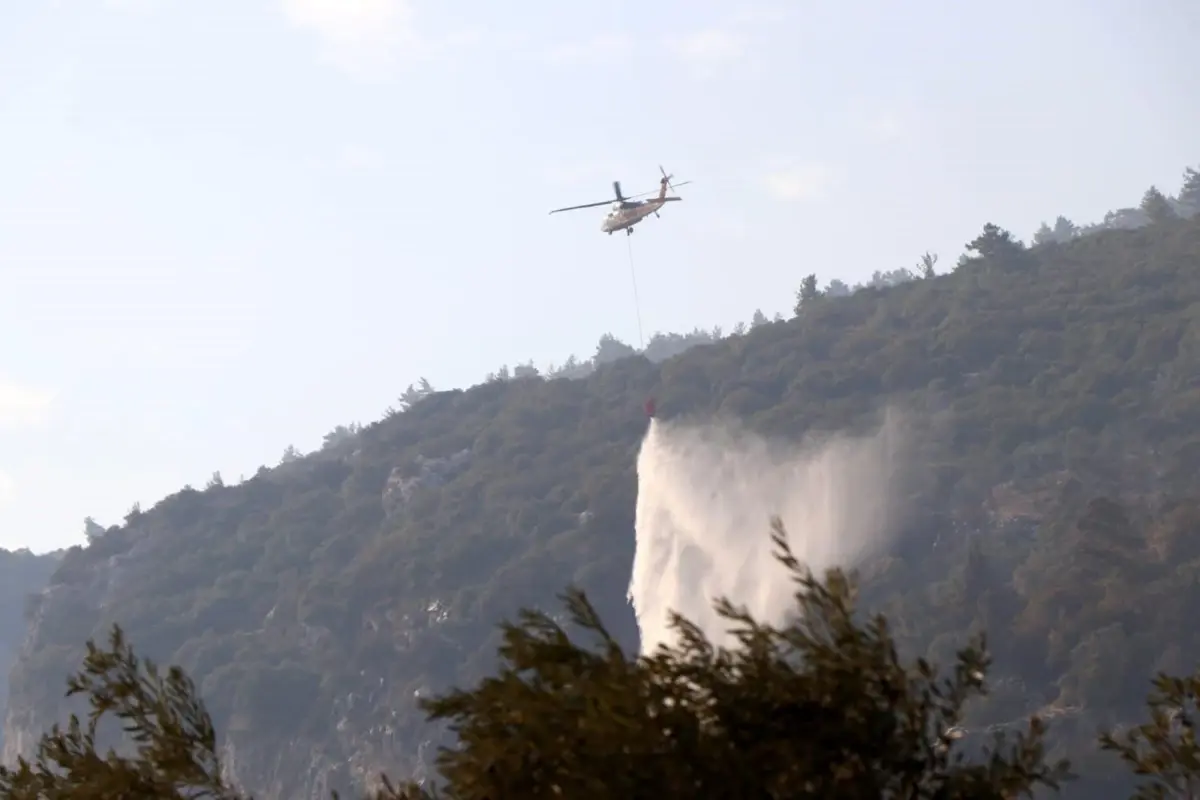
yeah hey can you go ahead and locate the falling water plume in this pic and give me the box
[627,410,908,656]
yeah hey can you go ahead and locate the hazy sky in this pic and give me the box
[2,0,1198,552]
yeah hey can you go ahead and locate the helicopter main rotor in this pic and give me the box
[548,167,692,215]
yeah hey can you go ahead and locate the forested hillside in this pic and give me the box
[5,174,1200,797]
[0,549,60,753]
[458,165,1200,391]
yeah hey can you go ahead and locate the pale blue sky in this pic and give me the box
[2,0,1198,552]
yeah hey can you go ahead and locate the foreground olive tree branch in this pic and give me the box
[415,518,1074,798]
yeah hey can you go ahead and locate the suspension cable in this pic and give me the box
[626,234,645,350]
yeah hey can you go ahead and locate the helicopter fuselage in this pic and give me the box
[548,169,688,234]
[602,197,680,235]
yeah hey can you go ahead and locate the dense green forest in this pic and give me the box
[3,166,1200,798]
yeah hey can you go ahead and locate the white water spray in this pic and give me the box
[627,411,908,656]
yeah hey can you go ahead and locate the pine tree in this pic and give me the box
[82,517,105,542]
[1032,222,1055,246]
[919,251,939,278]
[962,223,1028,269]
[1140,185,1177,224]
[1178,167,1200,214]
[1052,215,1079,242]
[794,273,821,315]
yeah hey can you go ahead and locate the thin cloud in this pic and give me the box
[665,8,783,77]
[333,144,386,172]
[847,96,921,143]
[540,33,633,64]
[869,112,907,142]
[0,381,55,430]
[711,213,750,240]
[761,163,835,202]
[281,0,429,79]
[541,162,635,187]
[729,7,791,25]
[666,29,746,67]
[101,0,163,11]
[0,473,13,510]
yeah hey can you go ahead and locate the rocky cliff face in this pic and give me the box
[4,604,437,800]
[0,548,61,754]
[0,455,462,797]
[0,384,634,800]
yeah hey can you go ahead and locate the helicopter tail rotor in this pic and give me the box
[658,165,692,196]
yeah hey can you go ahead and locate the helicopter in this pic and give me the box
[549,165,692,235]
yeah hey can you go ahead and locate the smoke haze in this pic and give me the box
[627,411,909,656]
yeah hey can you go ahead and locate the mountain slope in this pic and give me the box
[5,217,1200,798]
[0,548,61,754]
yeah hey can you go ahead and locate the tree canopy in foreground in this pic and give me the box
[4,520,1199,799]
